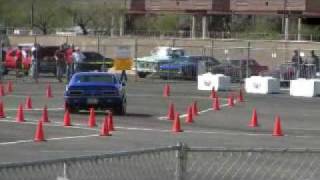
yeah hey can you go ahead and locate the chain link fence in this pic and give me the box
[1,144,320,180]
[6,36,320,82]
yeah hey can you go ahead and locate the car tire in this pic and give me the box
[2,68,8,75]
[160,76,168,80]
[67,105,78,114]
[137,72,147,78]
[115,98,126,115]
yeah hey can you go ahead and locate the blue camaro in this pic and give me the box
[64,72,127,115]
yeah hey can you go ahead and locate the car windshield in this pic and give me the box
[73,74,115,83]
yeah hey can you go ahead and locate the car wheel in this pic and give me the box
[115,98,126,115]
[137,72,147,78]
[2,68,8,75]
[66,105,78,114]
[160,76,168,80]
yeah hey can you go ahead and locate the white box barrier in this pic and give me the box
[290,79,320,97]
[245,76,280,94]
[198,73,231,91]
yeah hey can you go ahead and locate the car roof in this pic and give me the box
[73,72,115,76]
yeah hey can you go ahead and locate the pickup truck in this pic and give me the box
[135,46,186,78]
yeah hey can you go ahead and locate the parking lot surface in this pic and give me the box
[0,75,320,164]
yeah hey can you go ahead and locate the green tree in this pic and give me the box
[65,2,96,35]
[32,0,69,34]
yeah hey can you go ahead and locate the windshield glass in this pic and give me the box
[73,74,115,83]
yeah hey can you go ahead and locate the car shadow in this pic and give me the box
[75,111,153,117]
[123,113,153,118]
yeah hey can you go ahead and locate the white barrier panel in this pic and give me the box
[198,73,231,91]
[290,79,320,97]
[245,76,280,94]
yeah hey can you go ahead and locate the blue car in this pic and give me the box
[64,72,127,115]
[159,56,220,80]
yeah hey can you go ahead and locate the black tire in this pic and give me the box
[115,98,126,115]
[67,105,78,114]
[2,68,8,75]
[160,76,168,80]
[137,72,147,78]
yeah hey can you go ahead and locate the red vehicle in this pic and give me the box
[229,59,269,76]
[4,44,32,75]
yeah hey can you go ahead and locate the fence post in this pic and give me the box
[246,41,251,78]
[97,35,100,53]
[176,142,187,180]
[211,39,214,57]
[57,162,70,180]
[134,38,138,82]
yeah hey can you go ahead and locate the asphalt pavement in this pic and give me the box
[0,74,320,164]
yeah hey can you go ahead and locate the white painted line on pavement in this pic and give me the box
[158,103,230,120]
[0,134,99,146]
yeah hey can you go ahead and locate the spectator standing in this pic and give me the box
[55,46,65,83]
[65,45,74,82]
[15,46,23,78]
[309,50,320,72]
[291,50,304,78]
[72,47,85,73]
[291,50,303,65]
[31,43,39,82]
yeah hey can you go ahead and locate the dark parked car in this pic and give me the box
[37,46,60,75]
[159,56,221,80]
[77,51,113,72]
[64,72,126,115]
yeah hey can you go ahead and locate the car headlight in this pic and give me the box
[65,85,69,91]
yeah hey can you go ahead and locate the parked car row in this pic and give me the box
[158,56,269,81]
[2,44,114,76]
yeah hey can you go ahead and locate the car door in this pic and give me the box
[5,49,17,68]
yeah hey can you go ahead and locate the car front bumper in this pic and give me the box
[65,96,123,110]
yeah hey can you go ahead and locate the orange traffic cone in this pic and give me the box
[163,84,170,97]
[210,87,217,99]
[167,103,175,120]
[41,105,49,123]
[0,84,5,97]
[63,110,72,127]
[172,113,182,133]
[16,104,24,122]
[100,118,111,136]
[213,96,220,111]
[46,84,53,98]
[238,89,244,102]
[192,101,198,116]
[0,101,5,118]
[107,111,114,131]
[88,108,96,127]
[7,81,13,93]
[273,115,283,136]
[185,105,193,123]
[25,96,33,109]
[249,108,258,127]
[34,120,45,142]
[228,94,234,107]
